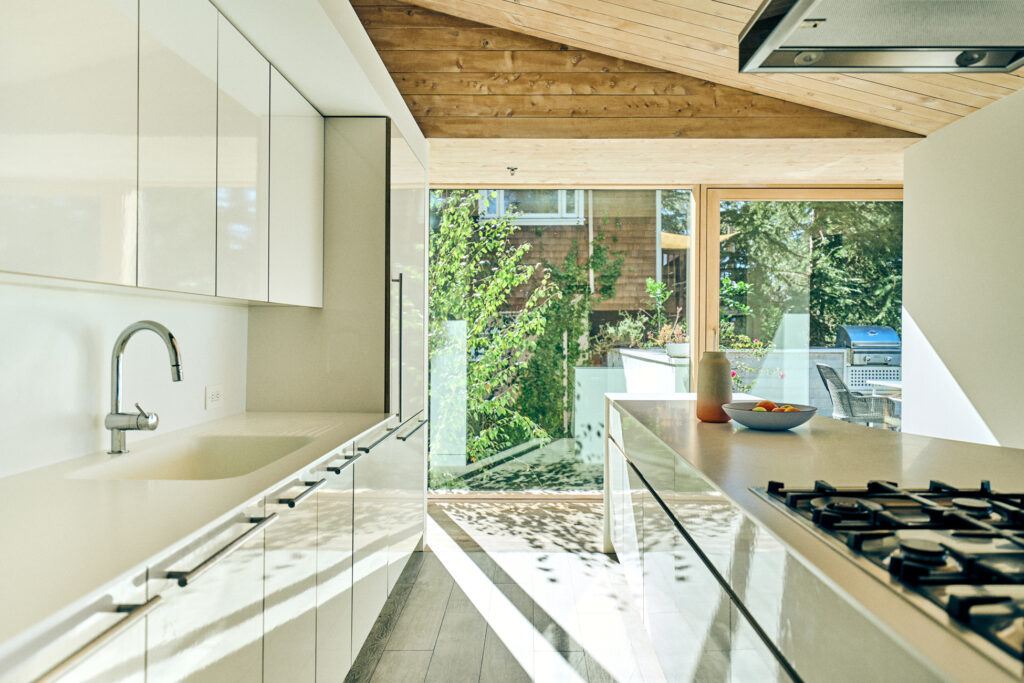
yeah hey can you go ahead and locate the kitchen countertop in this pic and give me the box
[0,411,391,652]
[608,394,1024,682]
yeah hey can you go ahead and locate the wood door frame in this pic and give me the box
[691,186,904,388]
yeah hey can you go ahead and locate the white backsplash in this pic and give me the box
[0,272,248,477]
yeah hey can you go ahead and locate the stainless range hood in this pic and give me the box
[740,0,1024,73]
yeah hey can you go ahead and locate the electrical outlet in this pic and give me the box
[205,384,224,410]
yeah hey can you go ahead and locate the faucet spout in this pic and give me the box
[107,320,182,454]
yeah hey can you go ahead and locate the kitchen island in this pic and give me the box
[605,394,1024,682]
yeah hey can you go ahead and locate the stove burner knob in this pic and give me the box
[864,355,872,363]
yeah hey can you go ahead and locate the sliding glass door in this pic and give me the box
[702,189,904,420]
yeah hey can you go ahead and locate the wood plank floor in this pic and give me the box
[346,500,665,682]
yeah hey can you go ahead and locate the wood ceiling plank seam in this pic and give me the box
[354,5,487,28]
[402,93,835,117]
[366,26,569,50]
[390,72,728,96]
[787,72,968,121]
[500,0,740,50]
[597,0,751,26]
[553,0,745,33]
[850,74,994,110]
[399,0,936,132]
[757,73,952,131]
[831,75,980,117]
[910,74,1017,100]
[406,0,742,71]
[956,72,1024,89]
[376,49,665,73]
[415,115,917,138]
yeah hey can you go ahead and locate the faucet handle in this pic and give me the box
[134,403,159,431]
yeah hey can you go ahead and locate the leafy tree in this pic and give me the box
[429,190,556,461]
[719,200,902,348]
[520,236,624,436]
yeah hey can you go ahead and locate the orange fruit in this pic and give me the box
[784,406,800,413]
[771,407,786,413]
[756,400,777,411]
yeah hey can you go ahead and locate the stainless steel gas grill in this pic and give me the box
[836,324,901,391]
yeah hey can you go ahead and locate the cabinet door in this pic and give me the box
[0,0,137,285]
[352,438,393,655]
[389,126,427,419]
[137,0,217,295]
[146,499,267,682]
[316,459,354,681]
[216,16,270,301]
[265,477,321,683]
[640,482,786,681]
[389,420,426,592]
[2,571,147,683]
[269,67,324,307]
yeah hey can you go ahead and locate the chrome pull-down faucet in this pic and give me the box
[105,320,182,454]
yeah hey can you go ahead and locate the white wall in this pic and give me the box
[902,87,1024,446]
[246,117,388,413]
[0,272,248,477]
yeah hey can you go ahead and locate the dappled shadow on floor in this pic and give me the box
[348,499,664,682]
[433,438,605,492]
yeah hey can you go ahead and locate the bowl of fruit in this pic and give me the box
[722,400,816,431]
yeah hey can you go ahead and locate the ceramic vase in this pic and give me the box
[696,351,732,422]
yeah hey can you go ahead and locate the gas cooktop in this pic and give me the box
[754,479,1024,668]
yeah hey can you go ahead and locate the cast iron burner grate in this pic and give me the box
[757,479,1024,663]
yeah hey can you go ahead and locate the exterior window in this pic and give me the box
[479,189,585,225]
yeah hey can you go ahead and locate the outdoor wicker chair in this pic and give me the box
[815,363,888,427]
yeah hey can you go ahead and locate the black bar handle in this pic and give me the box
[392,273,403,421]
[278,478,327,508]
[397,418,428,441]
[167,514,279,587]
[357,423,403,453]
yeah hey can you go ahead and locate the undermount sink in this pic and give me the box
[71,435,315,481]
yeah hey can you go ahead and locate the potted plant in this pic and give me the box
[651,308,689,357]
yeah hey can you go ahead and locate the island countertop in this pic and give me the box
[607,394,1024,682]
[0,411,391,655]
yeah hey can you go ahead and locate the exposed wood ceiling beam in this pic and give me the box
[429,138,912,186]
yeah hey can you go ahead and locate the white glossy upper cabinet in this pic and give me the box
[269,68,324,307]
[0,1,137,285]
[389,126,428,419]
[216,17,270,301]
[137,0,217,295]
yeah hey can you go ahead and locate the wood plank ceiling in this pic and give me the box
[355,0,1024,137]
[355,0,917,138]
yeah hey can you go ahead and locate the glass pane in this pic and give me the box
[718,200,903,429]
[504,189,558,215]
[428,188,693,492]
[564,190,576,213]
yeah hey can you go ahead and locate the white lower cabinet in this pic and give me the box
[264,475,322,683]
[145,498,267,682]
[351,433,395,655]
[4,570,147,683]
[388,419,426,592]
[11,425,425,682]
[316,458,355,681]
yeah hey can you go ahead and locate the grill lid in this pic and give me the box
[837,325,901,349]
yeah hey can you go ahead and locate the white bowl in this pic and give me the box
[722,401,816,431]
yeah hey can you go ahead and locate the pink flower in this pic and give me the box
[753,338,759,344]
[779,371,785,379]
[730,370,737,378]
